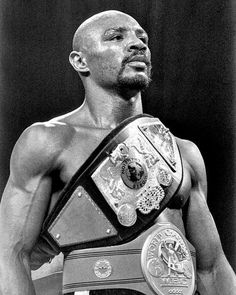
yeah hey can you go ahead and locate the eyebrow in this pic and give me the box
[103,26,148,37]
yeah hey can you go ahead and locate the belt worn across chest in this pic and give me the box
[39,114,198,295]
[41,114,183,253]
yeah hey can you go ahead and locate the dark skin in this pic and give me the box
[0,10,236,295]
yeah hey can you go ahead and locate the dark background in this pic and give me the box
[0,0,236,271]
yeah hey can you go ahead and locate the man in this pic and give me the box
[0,9,235,295]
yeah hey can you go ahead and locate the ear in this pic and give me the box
[69,51,89,74]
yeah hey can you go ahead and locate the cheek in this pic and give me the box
[88,48,122,75]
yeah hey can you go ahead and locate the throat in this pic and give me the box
[85,93,143,129]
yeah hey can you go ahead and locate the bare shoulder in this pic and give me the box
[10,120,75,186]
[176,137,203,164]
[175,137,207,189]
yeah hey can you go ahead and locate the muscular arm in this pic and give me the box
[182,140,236,295]
[0,124,65,295]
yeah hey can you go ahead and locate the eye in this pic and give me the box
[110,34,123,41]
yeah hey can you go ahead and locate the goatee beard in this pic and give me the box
[117,73,152,91]
[117,53,152,91]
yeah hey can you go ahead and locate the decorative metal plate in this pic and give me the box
[141,223,195,295]
[139,122,177,171]
[92,119,180,227]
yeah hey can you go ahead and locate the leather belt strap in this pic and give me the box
[63,223,197,295]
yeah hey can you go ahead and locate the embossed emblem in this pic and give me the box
[157,166,173,187]
[137,185,165,214]
[117,203,137,227]
[109,143,129,165]
[141,224,195,295]
[139,122,177,171]
[94,259,112,279]
[121,158,148,189]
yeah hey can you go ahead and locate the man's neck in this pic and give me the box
[83,84,143,129]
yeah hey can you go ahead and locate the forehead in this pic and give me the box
[88,13,145,37]
[75,12,147,51]
[99,14,141,29]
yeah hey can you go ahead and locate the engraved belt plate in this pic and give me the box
[92,117,181,227]
[141,223,195,295]
[139,122,177,171]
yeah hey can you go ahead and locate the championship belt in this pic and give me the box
[42,114,183,251]
[40,114,196,293]
[63,222,197,295]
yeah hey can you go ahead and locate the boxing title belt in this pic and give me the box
[63,222,197,295]
[41,114,196,294]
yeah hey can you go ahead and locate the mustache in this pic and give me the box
[122,51,151,67]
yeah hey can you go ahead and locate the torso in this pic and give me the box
[47,120,192,237]
[31,116,196,294]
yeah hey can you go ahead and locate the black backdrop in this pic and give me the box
[1,0,236,271]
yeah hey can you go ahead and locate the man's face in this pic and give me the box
[83,13,152,91]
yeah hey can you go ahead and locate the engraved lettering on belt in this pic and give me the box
[141,224,195,295]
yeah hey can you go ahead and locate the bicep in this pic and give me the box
[186,186,236,295]
[0,175,52,254]
[181,140,236,293]
[185,187,222,268]
[183,141,224,271]
[0,125,58,254]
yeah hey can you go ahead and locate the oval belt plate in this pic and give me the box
[141,223,195,295]
[117,203,137,227]
[121,158,148,189]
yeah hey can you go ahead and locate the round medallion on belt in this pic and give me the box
[117,203,137,227]
[141,223,195,295]
[121,158,148,189]
[137,185,165,214]
[94,259,112,279]
[137,194,156,214]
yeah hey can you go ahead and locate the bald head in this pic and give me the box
[72,10,139,52]
[69,10,151,91]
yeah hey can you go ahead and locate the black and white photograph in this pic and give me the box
[0,1,236,294]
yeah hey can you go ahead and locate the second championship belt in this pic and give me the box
[41,114,197,295]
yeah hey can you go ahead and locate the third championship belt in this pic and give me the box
[41,114,196,294]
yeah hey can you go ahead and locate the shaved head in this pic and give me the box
[70,10,151,93]
[72,10,139,52]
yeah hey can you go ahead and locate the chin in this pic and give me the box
[117,74,151,91]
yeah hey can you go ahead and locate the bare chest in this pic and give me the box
[58,127,111,182]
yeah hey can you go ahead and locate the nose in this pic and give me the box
[126,34,148,53]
